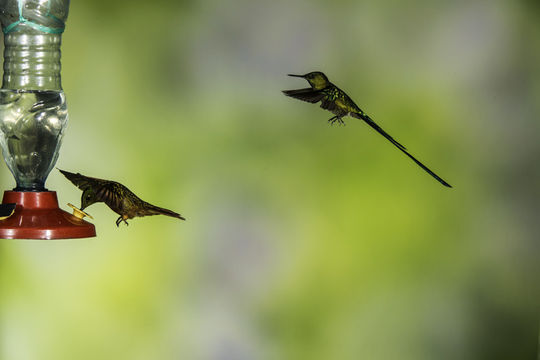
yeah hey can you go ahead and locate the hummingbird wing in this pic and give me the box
[94,181,125,209]
[320,97,341,113]
[58,169,108,191]
[282,88,325,103]
[351,113,452,188]
[59,168,124,206]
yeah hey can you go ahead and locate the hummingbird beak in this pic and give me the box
[287,74,306,78]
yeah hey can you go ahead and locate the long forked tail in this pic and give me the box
[146,203,186,220]
[351,112,452,188]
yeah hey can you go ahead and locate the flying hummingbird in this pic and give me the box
[283,71,452,188]
[59,169,186,226]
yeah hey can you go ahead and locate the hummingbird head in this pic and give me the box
[81,188,98,210]
[288,71,330,90]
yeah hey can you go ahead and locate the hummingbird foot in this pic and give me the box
[328,116,345,126]
[116,216,129,227]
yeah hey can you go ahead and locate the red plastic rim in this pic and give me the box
[0,191,96,240]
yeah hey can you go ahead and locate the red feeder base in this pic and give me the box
[0,191,96,240]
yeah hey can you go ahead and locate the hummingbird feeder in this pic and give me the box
[0,0,95,239]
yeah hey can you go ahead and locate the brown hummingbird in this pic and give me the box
[283,71,452,188]
[59,169,185,226]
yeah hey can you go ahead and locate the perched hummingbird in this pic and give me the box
[283,71,452,188]
[59,169,186,226]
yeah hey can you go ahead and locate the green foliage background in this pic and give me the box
[1,0,539,359]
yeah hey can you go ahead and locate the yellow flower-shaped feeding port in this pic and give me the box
[0,203,16,220]
[67,203,93,220]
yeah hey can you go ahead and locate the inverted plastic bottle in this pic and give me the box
[0,0,69,191]
[0,0,95,239]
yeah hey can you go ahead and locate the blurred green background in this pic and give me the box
[1,0,539,359]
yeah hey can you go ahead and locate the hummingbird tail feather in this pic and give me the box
[352,113,452,188]
[147,204,186,220]
[394,145,452,187]
[351,113,407,151]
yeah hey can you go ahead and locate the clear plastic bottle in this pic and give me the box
[0,0,69,191]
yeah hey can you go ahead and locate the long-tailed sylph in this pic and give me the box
[283,71,452,188]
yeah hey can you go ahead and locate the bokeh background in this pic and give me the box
[1,0,539,359]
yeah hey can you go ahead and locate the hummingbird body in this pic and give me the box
[59,169,185,226]
[283,71,451,187]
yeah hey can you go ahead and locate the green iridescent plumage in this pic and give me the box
[283,71,452,188]
[59,169,185,226]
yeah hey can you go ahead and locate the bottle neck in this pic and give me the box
[2,32,63,91]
